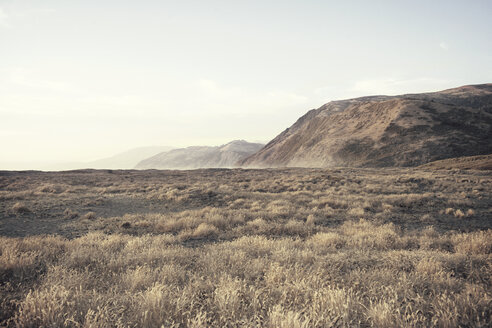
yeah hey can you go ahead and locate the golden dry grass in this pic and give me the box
[0,167,491,327]
[1,222,491,327]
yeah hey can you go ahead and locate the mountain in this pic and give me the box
[84,146,173,169]
[21,146,174,171]
[135,140,264,169]
[240,84,492,168]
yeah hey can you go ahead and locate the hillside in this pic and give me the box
[241,84,492,168]
[135,140,264,169]
[419,154,492,170]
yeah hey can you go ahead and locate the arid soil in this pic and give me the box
[1,168,490,238]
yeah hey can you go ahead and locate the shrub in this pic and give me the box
[452,230,492,255]
[12,202,30,214]
[63,208,79,220]
[193,223,219,239]
[81,212,96,220]
[454,209,465,218]
[348,207,365,217]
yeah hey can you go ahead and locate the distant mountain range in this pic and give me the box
[4,84,491,171]
[135,140,264,169]
[0,146,173,171]
[84,146,174,169]
[240,84,492,168]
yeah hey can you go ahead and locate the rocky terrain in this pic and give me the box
[136,140,263,169]
[241,84,492,168]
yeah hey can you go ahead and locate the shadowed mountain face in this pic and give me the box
[135,140,264,169]
[241,84,492,168]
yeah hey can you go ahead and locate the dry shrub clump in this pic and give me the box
[63,208,79,220]
[37,183,66,193]
[452,230,492,255]
[11,202,30,214]
[81,211,96,220]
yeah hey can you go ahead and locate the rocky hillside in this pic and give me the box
[241,84,492,168]
[135,140,264,169]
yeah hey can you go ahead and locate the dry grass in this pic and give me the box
[11,202,30,214]
[0,167,491,326]
[81,211,96,221]
[1,222,490,327]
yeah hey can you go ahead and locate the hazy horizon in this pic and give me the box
[1,0,491,169]
[0,140,269,170]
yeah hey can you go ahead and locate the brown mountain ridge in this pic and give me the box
[241,84,492,168]
[136,140,264,169]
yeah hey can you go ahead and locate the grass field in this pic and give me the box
[1,167,491,327]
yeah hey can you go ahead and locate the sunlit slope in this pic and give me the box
[241,84,492,167]
[136,140,264,169]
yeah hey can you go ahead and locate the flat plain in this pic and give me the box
[1,167,491,327]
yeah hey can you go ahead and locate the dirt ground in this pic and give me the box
[1,167,490,240]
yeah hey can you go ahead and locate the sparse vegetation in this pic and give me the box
[11,202,30,214]
[81,211,97,221]
[63,208,79,220]
[0,168,491,326]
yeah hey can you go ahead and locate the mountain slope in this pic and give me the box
[135,140,264,169]
[85,146,174,169]
[419,154,492,170]
[241,84,492,168]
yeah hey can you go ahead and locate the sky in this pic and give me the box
[1,0,491,168]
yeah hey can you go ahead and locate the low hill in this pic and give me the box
[419,154,492,170]
[241,84,492,168]
[135,140,264,169]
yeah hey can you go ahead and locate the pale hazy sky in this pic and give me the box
[1,0,491,166]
